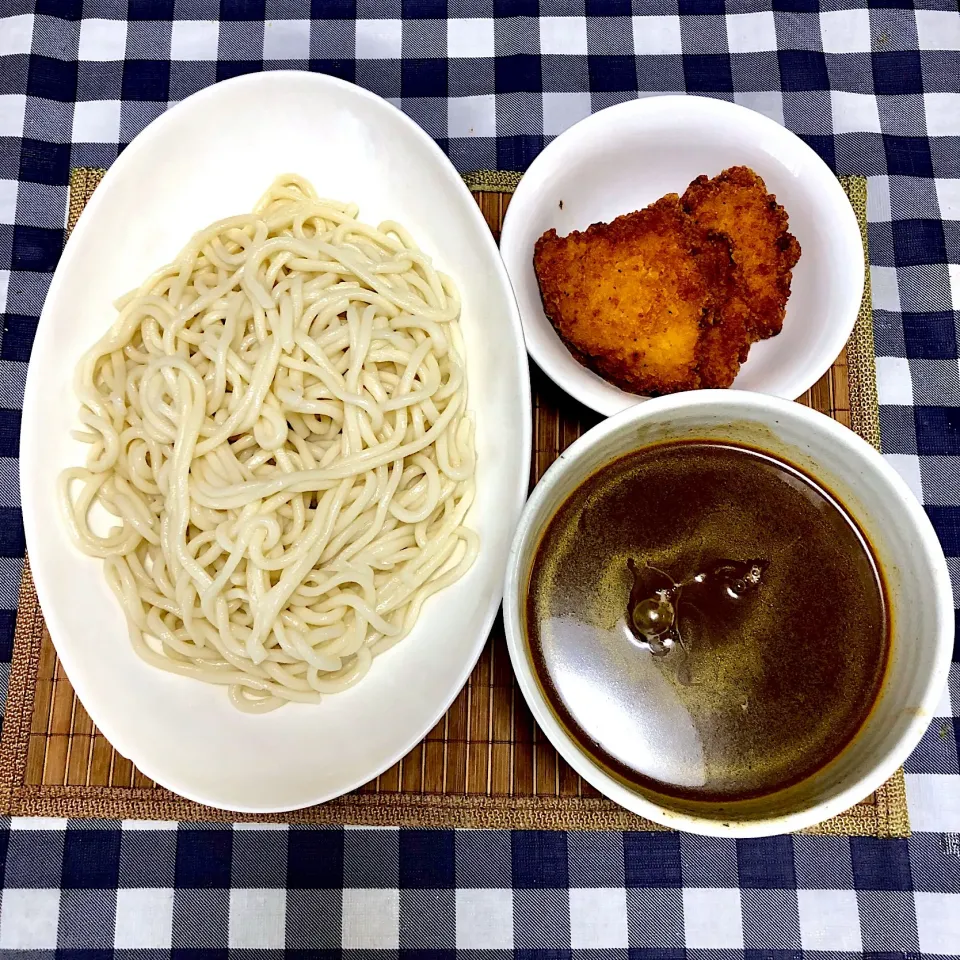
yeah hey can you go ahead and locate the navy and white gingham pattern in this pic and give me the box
[1,822,959,953]
[1,1,959,952]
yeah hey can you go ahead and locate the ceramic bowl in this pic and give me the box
[503,391,953,836]
[499,95,865,416]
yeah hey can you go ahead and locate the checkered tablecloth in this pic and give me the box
[1,1,959,954]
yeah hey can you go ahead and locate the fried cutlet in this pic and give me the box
[683,166,801,341]
[533,195,735,395]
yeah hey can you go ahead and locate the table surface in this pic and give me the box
[1,2,959,955]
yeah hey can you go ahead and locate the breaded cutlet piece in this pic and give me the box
[696,298,754,390]
[682,166,801,341]
[533,195,736,395]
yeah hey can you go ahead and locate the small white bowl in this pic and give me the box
[503,391,953,837]
[500,96,865,416]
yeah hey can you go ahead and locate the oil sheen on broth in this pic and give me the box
[525,441,889,802]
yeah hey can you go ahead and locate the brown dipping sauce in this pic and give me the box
[525,441,889,803]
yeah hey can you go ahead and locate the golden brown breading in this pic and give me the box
[532,168,801,397]
[683,166,801,341]
[533,195,736,395]
[696,296,754,390]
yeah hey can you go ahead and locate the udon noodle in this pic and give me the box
[59,174,478,712]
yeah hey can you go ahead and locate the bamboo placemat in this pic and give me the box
[0,171,908,836]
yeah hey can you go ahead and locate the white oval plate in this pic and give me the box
[500,95,865,417]
[21,72,531,813]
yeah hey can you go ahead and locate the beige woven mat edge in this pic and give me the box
[0,169,907,837]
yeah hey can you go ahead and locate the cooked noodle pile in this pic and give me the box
[59,174,477,712]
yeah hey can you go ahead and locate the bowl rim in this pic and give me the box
[499,94,866,417]
[502,389,954,837]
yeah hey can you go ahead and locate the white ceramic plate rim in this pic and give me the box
[21,72,532,812]
[503,390,953,837]
[500,95,865,417]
